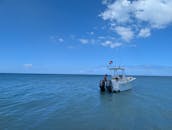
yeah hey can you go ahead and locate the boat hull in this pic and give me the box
[111,77,136,92]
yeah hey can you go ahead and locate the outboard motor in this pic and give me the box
[99,80,105,92]
[106,80,113,93]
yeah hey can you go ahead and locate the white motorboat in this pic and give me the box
[99,67,136,92]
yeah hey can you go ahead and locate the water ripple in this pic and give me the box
[0,74,172,130]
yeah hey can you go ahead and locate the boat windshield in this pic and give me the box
[109,67,125,78]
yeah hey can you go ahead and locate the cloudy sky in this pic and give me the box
[0,0,172,75]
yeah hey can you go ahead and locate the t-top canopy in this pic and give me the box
[109,67,125,71]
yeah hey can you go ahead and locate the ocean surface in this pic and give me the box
[0,74,172,130]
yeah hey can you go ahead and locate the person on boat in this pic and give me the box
[100,74,108,92]
[103,74,108,81]
[115,77,119,81]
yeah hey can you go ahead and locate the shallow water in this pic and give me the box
[0,74,172,130]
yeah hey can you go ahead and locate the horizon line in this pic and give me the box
[0,72,172,77]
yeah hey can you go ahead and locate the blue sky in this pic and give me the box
[0,0,172,75]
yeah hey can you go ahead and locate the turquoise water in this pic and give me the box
[0,74,172,130]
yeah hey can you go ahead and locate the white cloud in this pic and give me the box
[126,65,172,76]
[69,34,76,40]
[50,36,64,43]
[98,36,106,39]
[115,26,134,41]
[78,36,121,48]
[24,64,32,68]
[67,46,75,49]
[100,0,172,42]
[133,0,172,28]
[138,28,151,38]
[78,38,96,45]
[58,38,64,42]
[100,0,132,23]
[79,38,89,44]
[90,32,94,35]
[101,41,122,48]
[102,0,112,5]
